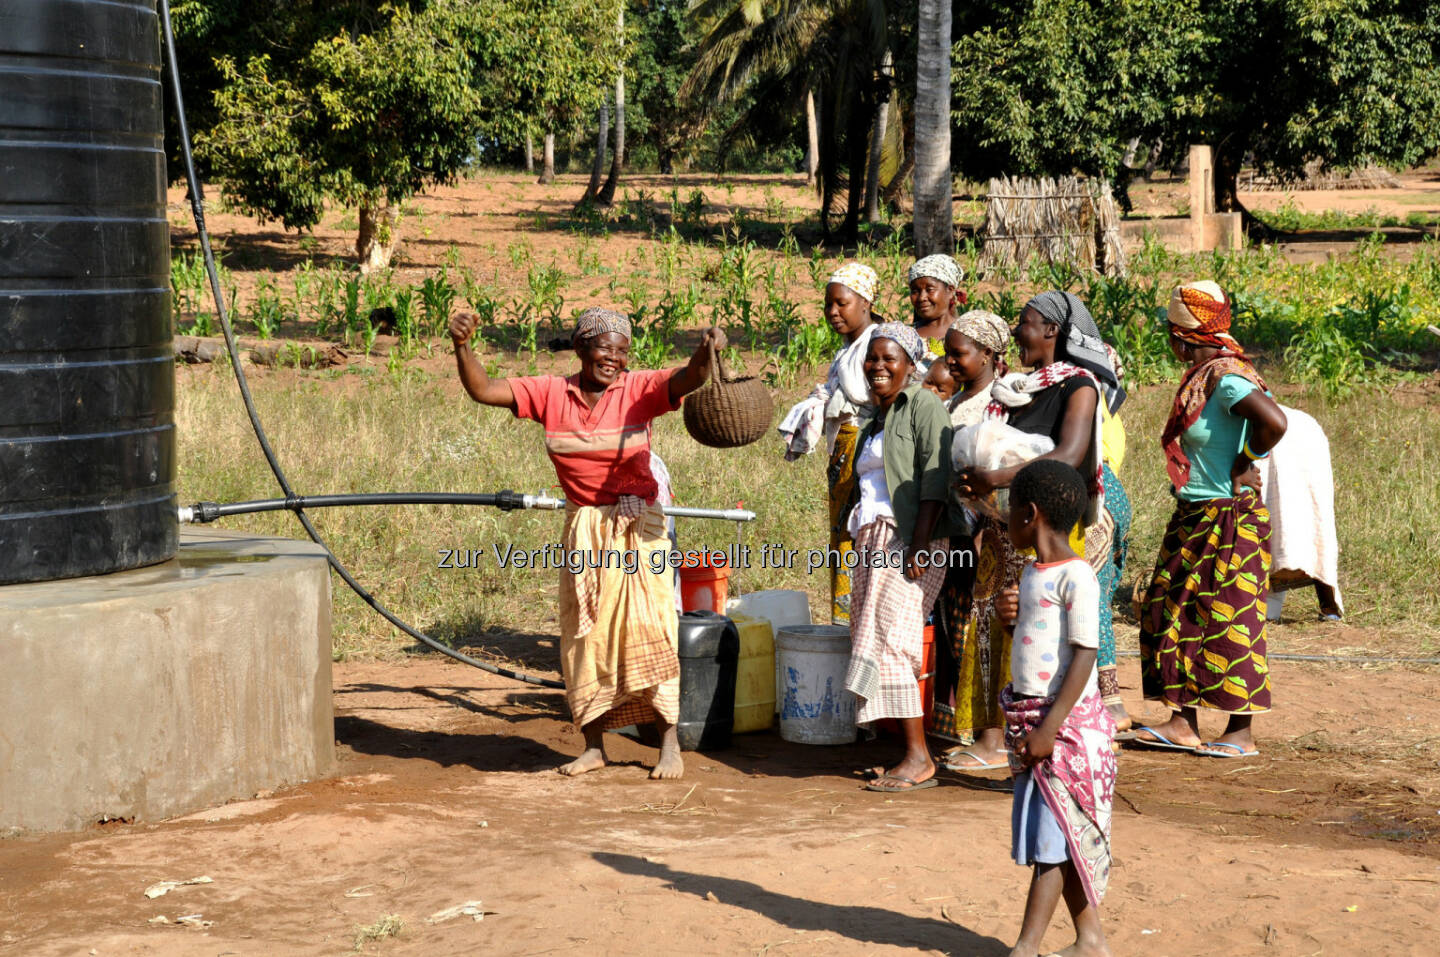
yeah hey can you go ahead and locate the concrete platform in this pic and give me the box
[0,529,334,832]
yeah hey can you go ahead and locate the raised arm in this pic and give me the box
[667,326,728,404]
[450,312,515,409]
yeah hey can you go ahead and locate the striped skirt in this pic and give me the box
[1138,490,1272,714]
[844,517,948,724]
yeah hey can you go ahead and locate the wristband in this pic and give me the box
[1242,440,1269,461]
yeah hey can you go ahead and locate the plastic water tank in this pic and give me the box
[0,0,176,584]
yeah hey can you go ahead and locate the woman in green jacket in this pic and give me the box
[843,323,969,792]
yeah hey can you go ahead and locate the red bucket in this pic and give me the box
[677,552,731,613]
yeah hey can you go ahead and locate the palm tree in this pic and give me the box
[913,0,952,254]
[681,0,898,243]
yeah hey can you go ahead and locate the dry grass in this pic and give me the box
[177,346,1440,666]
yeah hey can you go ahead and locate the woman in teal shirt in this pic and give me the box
[1135,281,1287,759]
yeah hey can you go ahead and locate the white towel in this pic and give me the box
[1258,405,1343,614]
[778,325,877,458]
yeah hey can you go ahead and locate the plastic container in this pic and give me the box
[775,625,856,745]
[728,612,775,733]
[877,623,938,734]
[726,589,812,630]
[675,610,740,751]
[726,589,811,715]
[678,554,731,613]
[0,0,177,584]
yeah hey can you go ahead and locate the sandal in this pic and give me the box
[864,774,939,793]
[940,749,1009,772]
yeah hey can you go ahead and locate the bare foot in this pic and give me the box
[1105,703,1132,733]
[1132,712,1202,749]
[556,748,606,777]
[649,746,684,780]
[1194,728,1258,757]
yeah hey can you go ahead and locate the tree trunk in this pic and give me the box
[803,87,819,188]
[865,57,891,226]
[596,7,625,206]
[356,200,400,273]
[524,129,535,174]
[1213,142,1272,239]
[538,131,556,184]
[582,98,609,203]
[912,0,954,255]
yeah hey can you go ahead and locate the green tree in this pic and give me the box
[193,1,493,269]
[950,0,1440,233]
[1194,0,1440,225]
[950,0,1206,187]
[471,0,620,183]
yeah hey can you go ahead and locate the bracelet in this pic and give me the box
[1242,440,1270,461]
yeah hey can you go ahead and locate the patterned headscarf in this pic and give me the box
[950,309,1010,355]
[907,254,963,289]
[870,322,927,366]
[1167,280,1243,353]
[827,262,878,304]
[571,307,631,346]
[1024,290,1124,413]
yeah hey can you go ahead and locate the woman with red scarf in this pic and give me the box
[1133,281,1287,759]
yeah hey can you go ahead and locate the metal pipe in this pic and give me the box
[178,494,756,524]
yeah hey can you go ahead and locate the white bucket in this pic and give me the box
[727,589,811,714]
[775,625,856,745]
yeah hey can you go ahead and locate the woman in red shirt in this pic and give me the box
[449,307,726,780]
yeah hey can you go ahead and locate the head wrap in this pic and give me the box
[1167,280,1243,353]
[907,254,963,289]
[571,307,631,346]
[827,261,878,304]
[1023,290,1124,413]
[870,322,927,366]
[949,309,1010,355]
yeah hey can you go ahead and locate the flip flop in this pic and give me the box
[858,766,886,780]
[865,774,939,793]
[940,749,1009,772]
[1196,741,1260,759]
[1319,612,1342,622]
[1127,726,1198,753]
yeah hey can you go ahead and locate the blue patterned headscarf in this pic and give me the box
[870,322,927,365]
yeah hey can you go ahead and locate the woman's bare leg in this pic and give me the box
[650,717,685,780]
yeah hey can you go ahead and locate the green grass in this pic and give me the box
[1252,200,1440,233]
[177,357,1440,665]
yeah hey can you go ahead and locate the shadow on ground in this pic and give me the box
[334,713,572,771]
[593,852,1010,954]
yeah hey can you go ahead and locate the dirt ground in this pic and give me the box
[3,645,1437,957]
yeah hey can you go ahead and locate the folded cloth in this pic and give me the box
[1257,405,1343,613]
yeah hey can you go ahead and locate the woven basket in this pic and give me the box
[682,350,774,448]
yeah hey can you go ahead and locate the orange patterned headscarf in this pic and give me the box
[1167,280,1243,353]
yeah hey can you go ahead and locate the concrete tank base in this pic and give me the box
[0,529,335,832]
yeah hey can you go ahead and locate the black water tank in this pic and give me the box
[676,611,740,751]
[0,0,176,584]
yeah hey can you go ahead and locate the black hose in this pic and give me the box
[158,0,563,690]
